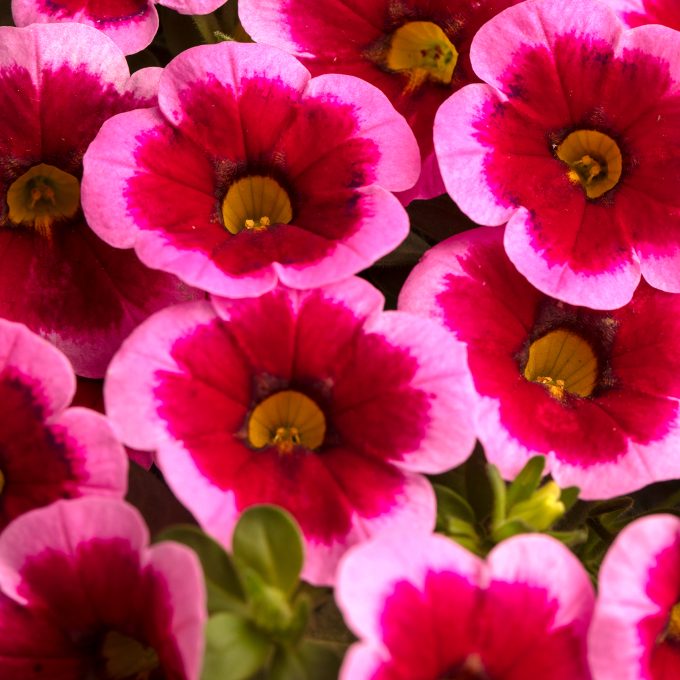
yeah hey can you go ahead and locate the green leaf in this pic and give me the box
[490,518,530,543]
[155,525,245,614]
[505,456,545,508]
[232,505,304,596]
[486,464,507,528]
[547,528,588,548]
[559,486,580,512]
[434,484,476,524]
[201,612,272,680]
[269,640,343,680]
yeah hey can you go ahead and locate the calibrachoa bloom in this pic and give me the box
[435,0,680,309]
[589,514,680,679]
[82,41,420,298]
[240,0,521,203]
[336,531,594,679]
[11,0,226,56]
[399,226,680,499]
[104,278,476,585]
[603,0,680,30]
[0,318,127,529]
[0,23,196,377]
[0,497,206,679]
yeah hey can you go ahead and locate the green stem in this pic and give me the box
[192,13,222,44]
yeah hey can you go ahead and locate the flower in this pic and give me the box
[0,318,127,529]
[0,497,206,679]
[0,23,196,377]
[12,0,227,55]
[336,531,594,679]
[399,226,680,499]
[434,0,680,309]
[239,0,521,203]
[603,0,680,31]
[103,278,476,584]
[82,41,420,298]
[589,514,680,679]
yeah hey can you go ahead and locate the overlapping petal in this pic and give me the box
[435,0,680,308]
[336,532,593,679]
[104,278,476,584]
[0,497,206,679]
[399,226,680,499]
[0,23,196,377]
[82,41,420,298]
[0,319,127,529]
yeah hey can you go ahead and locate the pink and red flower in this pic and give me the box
[0,318,127,529]
[103,278,476,585]
[0,497,206,679]
[240,0,521,203]
[603,0,680,31]
[589,514,680,679]
[12,0,226,56]
[435,0,680,309]
[399,226,680,499]
[82,41,420,298]
[0,23,196,377]
[336,531,594,679]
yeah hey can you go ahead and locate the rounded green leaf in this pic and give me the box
[232,505,304,596]
[202,612,272,680]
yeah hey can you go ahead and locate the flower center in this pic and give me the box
[100,630,159,680]
[6,163,81,239]
[0,469,4,496]
[523,329,598,400]
[661,602,680,646]
[247,390,326,455]
[221,175,293,235]
[556,130,622,199]
[386,21,458,92]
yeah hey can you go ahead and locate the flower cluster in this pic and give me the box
[2,0,680,677]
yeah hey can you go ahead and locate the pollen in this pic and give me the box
[523,329,598,400]
[6,163,81,239]
[385,21,458,92]
[661,602,680,646]
[556,130,622,199]
[221,175,293,235]
[248,390,326,455]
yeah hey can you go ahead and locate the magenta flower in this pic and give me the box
[336,531,594,679]
[0,23,196,377]
[604,0,680,30]
[590,514,680,679]
[399,226,680,499]
[82,41,420,299]
[0,497,206,679]
[12,0,226,56]
[435,0,680,309]
[240,0,520,203]
[104,278,476,585]
[0,318,127,529]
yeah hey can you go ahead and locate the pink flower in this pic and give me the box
[603,0,680,31]
[434,0,680,309]
[336,531,594,679]
[240,0,521,203]
[104,278,476,585]
[0,23,196,377]
[0,319,127,529]
[12,0,226,55]
[399,226,680,499]
[589,514,680,679]
[82,41,420,299]
[0,497,206,679]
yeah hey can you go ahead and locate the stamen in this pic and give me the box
[523,329,598,400]
[222,176,292,234]
[248,390,326,454]
[385,21,458,92]
[6,163,80,239]
[556,130,622,199]
[101,630,159,680]
[660,602,680,646]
